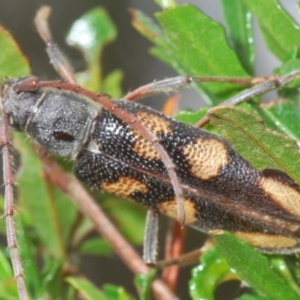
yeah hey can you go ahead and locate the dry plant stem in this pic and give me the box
[156,249,202,268]
[1,114,28,300]
[153,237,213,270]
[40,154,179,300]
[161,222,185,291]
[156,238,214,269]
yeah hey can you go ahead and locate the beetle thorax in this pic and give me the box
[1,77,100,158]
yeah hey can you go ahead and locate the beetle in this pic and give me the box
[1,4,300,300]
[3,69,300,251]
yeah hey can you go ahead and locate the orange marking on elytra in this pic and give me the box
[132,111,172,159]
[183,138,229,180]
[157,199,197,224]
[135,111,172,135]
[260,177,300,217]
[234,231,297,250]
[102,176,148,197]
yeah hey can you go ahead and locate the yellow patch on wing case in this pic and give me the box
[260,177,300,217]
[102,177,148,196]
[182,138,229,180]
[157,198,197,224]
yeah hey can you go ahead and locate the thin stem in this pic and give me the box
[1,114,29,300]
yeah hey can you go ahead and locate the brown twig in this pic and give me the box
[1,114,29,300]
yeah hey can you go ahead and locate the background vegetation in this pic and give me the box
[0,0,300,299]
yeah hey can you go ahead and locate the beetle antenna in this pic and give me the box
[34,6,76,84]
[1,113,29,300]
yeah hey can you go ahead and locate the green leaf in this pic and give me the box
[280,59,300,79]
[16,216,43,297]
[101,70,123,99]
[103,198,146,245]
[134,269,156,300]
[67,277,108,300]
[0,195,6,235]
[66,282,134,300]
[0,282,18,300]
[294,263,300,283]
[156,5,249,103]
[236,294,265,300]
[78,237,113,256]
[0,247,13,280]
[257,101,300,146]
[131,9,165,42]
[71,217,94,248]
[221,0,254,74]
[174,108,208,126]
[270,257,300,297]
[41,259,64,299]
[0,26,30,79]
[174,107,218,134]
[0,248,18,299]
[133,5,249,105]
[102,284,133,300]
[130,9,174,68]
[155,5,247,75]
[154,0,177,9]
[209,107,300,184]
[189,247,235,300]
[67,8,119,91]
[213,232,299,300]
[242,0,300,61]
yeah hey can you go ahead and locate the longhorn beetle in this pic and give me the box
[1,4,300,300]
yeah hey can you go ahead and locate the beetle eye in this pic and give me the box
[53,131,75,142]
